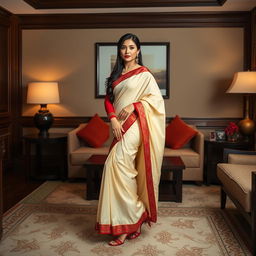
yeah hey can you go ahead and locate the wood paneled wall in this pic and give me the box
[251,8,256,124]
[251,8,256,71]
[0,6,20,166]
[0,7,12,165]
[0,135,6,239]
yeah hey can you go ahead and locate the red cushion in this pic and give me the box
[76,114,109,148]
[166,115,197,149]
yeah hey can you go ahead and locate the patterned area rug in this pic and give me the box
[0,182,251,256]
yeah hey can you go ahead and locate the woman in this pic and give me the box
[95,33,165,246]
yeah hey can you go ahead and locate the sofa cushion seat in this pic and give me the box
[164,148,200,168]
[72,147,200,168]
[71,146,109,165]
[217,163,256,212]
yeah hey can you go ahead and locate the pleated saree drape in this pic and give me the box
[96,66,165,235]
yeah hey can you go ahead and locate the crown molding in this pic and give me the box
[18,11,250,29]
[23,0,227,9]
[0,6,12,16]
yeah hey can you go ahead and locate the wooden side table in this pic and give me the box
[23,133,67,181]
[204,139,253,185]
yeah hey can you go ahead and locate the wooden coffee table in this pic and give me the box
[84,155,185,202]
[159,156,185,202]
[84,155,107,200]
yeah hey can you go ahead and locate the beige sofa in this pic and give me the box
[217,149,256,255]
[68,122,204,182]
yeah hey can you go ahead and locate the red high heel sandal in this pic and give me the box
[108,238,125,246]
[128,226,142,240]
[108,234,128,246]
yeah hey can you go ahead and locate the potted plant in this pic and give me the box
[224,122,239,142]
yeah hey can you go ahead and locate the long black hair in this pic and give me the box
[106,33,143,103]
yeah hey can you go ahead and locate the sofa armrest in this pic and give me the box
[67,123,86,154]
[191,129,204,167]
[223,148,256,164]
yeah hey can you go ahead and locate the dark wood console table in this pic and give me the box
[23,133,67,181]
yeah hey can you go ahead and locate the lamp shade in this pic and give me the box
[27,82,60,104]
[226,71,256,94]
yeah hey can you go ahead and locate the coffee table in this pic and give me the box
[84,155,185,202]
[84,155,107,200]
[159,156,185,202]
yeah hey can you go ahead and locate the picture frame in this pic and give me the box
[209,131,216,141]
[215,130,226,141]
[95,42,170,98]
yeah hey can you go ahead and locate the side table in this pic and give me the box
[23,133,67,181]
[204,139,253,185]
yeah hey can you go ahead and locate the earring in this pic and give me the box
[136,54,139,63]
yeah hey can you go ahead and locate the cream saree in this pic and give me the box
[96,66,165,235]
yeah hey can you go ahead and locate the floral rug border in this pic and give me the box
[2,203,251,255]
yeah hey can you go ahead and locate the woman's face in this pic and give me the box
[120,39,140,64]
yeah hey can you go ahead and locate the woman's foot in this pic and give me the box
[108,233,127,246]
[128,226,141,240]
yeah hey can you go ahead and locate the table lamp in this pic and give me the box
[226,71,256,136]
[27,82,60,137]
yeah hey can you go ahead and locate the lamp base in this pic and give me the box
[238,118,255,136]
[34,104,53,137]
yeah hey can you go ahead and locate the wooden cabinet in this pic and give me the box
[0,8,15,240]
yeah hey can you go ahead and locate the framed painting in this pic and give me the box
[95,42,170,98]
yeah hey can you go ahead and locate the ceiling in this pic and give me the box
[0,0,255,14]
[22,0,227,9]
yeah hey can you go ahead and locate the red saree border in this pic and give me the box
[133,102,157,223]
[112,66,148,88]
[109,112,138,152]
[95,211,148,235]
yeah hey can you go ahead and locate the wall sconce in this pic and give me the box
[226,71,256,137]
[27,82,60,137]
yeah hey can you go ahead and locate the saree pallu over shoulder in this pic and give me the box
[112,66,149,89]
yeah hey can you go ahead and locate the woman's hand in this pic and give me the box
[111,117,124,140]
[118,104,135,121]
